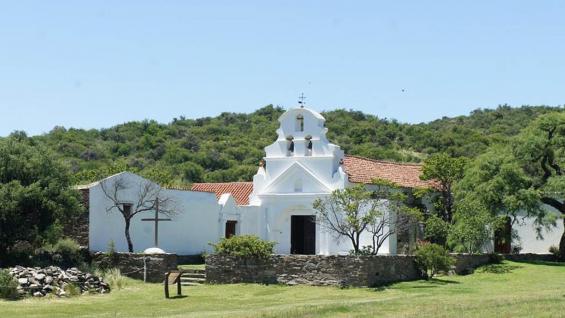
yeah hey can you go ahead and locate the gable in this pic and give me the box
[261,162,332,194]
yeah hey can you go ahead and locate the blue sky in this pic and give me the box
[1,1,564,136]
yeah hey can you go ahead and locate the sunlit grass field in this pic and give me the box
[1,261,564,318]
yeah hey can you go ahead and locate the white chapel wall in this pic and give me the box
[88,173,222,255]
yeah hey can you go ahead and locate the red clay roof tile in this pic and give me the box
[187,156,433,206]
[342,155,434,189]
[190,182,254,205]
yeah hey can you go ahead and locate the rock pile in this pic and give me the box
[8,266,111,297]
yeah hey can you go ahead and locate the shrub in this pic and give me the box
[103,268,127,290]
[0,269,19,300]
[349,245,373,256]
[7,240,35,266]
[488,253,504,264]
[423,214,450,246]
[415,242,454,279]
[106,240,119,267]
[549,245,559,257]
[63,283,82,297]
[38,238,83,268]
[211,235,276,259]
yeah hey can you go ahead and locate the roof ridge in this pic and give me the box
[192,181,253,185]
[344,154,423,167]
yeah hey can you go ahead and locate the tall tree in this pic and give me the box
[420,153,467,223]
[513,113,565,258]
[0,136,82,263]
[457,112,565,258]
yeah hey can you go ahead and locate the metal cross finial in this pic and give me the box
[298,93,306,108]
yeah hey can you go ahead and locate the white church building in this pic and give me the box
[79,107,563,256]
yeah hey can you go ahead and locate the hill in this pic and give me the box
[8,104,562,185]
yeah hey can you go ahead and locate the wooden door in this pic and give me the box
[225,220,237,238]
[291,215,316,254]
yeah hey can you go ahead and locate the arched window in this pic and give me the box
[286,136,294,156]
[296,114,304,132]
[305,135,312,156]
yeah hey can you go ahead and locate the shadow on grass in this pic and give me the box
[477,263,522,274]
[509,260,564,267]
[372,277,459,292]
[427,278,460,285]
[167,295,188,300]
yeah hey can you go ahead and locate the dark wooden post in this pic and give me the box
[164,270,182,299]
[164,272,170,299]
[177,278,181,296]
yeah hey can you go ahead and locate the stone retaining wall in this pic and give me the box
[206,253,547,287]
[206,255,420,286]
[92,253,177,283]
[504,253,556,262]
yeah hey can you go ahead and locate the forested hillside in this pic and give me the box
[7,104,562,186]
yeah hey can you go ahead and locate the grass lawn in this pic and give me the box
[1,261,564,318]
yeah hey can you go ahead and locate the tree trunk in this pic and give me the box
[125,218,134,253]
[559,213,565,261]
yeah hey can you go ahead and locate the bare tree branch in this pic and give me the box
[99,175,180,252]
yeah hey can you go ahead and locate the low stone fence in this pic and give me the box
[206,255,420,287]
[206,253,529,287]
[92,253,177,283]
[504,253,556,262]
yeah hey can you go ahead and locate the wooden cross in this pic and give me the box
[298,93,306,107]
[141,199,171,247]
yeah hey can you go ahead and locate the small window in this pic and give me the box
[294,179,303,192]
[296,114,304,132]
[225,221,237,238]
[305,135,312,156]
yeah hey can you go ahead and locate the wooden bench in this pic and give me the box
[164,270,183,298]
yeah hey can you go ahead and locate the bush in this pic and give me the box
[7,241,35,266]
[211,235,276,259]
[349,245,373,256]
[106,240,119,267]
[63,283,82,297]
[415,242,454,279]
[103,268,127,290]
[0,269,19,300]
[423,215,450,246]
[38,238,83,268]
[488,253,504,264]
[549,245,559,257]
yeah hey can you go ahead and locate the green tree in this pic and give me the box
[512,113,565,259]
[0,137,82,263]
[420,153,467,223]
[448,199,500,253]
[313,183,421,255]
[457,113,565,258]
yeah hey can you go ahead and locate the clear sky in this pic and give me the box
[1,1,564,136]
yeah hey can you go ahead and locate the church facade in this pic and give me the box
[80,107,563,256]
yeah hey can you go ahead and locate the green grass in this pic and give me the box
[1,261,564,317]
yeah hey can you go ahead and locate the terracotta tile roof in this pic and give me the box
[342,155,435,189]
[190,182,254,205]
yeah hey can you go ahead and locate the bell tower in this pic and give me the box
[249,105,346,204]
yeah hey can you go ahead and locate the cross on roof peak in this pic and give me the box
[298,93,306,108]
